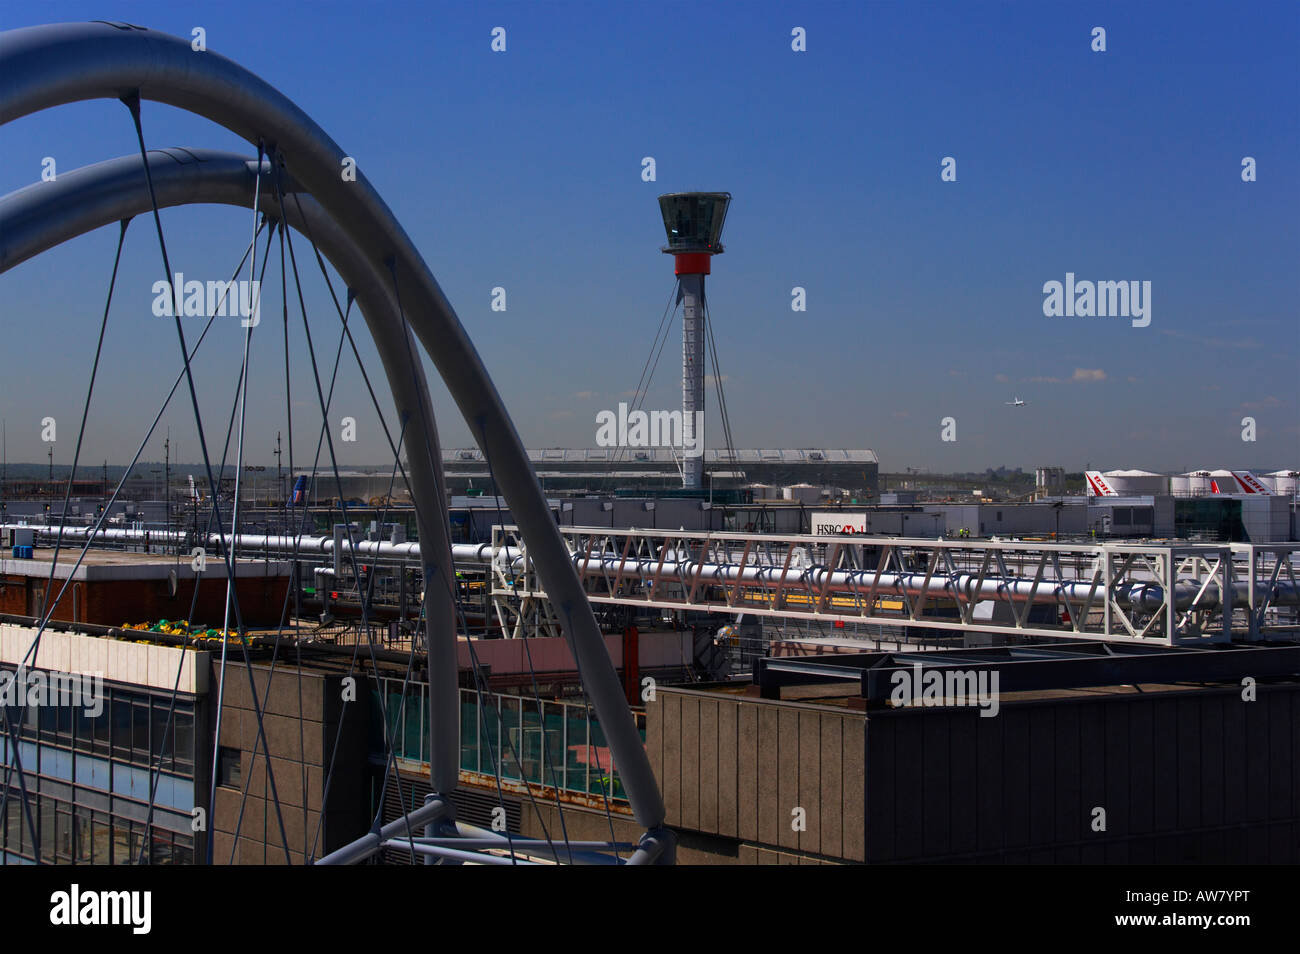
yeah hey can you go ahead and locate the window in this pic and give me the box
[91,811,112,865]
[111,699,132,753]
[54,804,73,862]
[132,702,150,760]
[74,704,95,753]
[75,807,94,863]
[149,829,191,865]
[93,697,112,752]
[56,697,74,739]
[39,699,57,737]
[173,711,195,773]
[217,747,241,789]
[111,819,133,866]
[2,789,24,854]
[39,797,56,860]
[151,702,174,770]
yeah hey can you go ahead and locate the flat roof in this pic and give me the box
[1,548,292,581]
[741,640,1300,709]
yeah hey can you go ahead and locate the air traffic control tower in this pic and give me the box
[658,192,731,489]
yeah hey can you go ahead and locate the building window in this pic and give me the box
[132,702,150,759]
[174,711,195,773]
[217,746,241,789]
[111,698,133,754]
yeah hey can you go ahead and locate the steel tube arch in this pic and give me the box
[0,147,463,793]
[0,21,665,830]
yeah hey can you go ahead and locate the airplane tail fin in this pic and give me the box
[1231,471,1271,494]
[1085,471,1117,496]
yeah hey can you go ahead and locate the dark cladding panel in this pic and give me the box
[1268,691,1293,821]
[1028,708,1055,849]
[976,712,1003,855]
[1222,692,1246,828]
[1055,704,1082,844]
[1002,709,1030,850]
[863,713,894,863]
[1270,822,1296,864]
[893,716,924,860]
[948,710,977,857]
[1129,699,1155,835]
[1244,690,1269,823]
[922,714,950,858]
[1295,694,1300,824]
[1177,697,1201,830]
[1078,702,1106,841]
[1103,704,1129,843]
[1200,694,1225,828]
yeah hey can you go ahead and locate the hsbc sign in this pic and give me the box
[811,512,867,535]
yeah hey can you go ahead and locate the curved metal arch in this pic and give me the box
[0,21,665,833]
[0,147,464,795]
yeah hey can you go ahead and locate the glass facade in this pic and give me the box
[0,668,198,865]
[658,193,731,252]
[1174,498,1246,542]
[372,679,643,803]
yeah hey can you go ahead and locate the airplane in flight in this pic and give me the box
[1004,396,1026,407]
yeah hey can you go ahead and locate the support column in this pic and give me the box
[679,272,706,490]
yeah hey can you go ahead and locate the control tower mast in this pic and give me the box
[657,192,731,490]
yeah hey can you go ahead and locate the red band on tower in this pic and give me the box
[674,253,711,275]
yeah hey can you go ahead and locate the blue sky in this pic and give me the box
[1,0,1296,475]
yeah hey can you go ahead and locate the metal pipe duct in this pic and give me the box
[20,523,1294,613]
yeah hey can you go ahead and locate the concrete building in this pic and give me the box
[0,622,208,864]
[644,642,1300,864]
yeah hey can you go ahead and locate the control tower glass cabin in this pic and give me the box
[658,192,731,258]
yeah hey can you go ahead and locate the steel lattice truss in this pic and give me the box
[488,527,1300,647]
